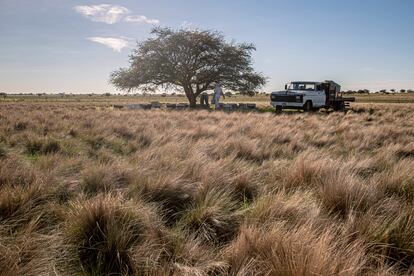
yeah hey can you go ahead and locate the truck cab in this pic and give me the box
[270,80,349,112]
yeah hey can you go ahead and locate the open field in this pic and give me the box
[0,101,414,275]
[352,93,414,103]
[2,92,414,106]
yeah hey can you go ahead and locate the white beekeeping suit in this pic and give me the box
[213,83,225,108]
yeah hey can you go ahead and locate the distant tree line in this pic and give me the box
[343,89,414,94]
[1,89,414,97]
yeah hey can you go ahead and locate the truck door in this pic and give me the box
[307,84,325,107]
[314,84,326,107]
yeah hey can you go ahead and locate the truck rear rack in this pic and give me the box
[342,97,355,102]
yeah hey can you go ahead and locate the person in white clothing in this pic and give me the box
[212,83,225,108]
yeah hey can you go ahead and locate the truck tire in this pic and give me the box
[339,102,346,112]
[275,106,283,112]
[333,101,345,112]
[303,101,313,112]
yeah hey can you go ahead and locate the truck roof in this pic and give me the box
[290,81,321,84]
[290,81,341,87]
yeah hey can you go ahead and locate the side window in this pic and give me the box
[305,84,316,91]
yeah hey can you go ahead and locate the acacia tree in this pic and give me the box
[110,27,266,107]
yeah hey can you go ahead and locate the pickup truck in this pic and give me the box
[270,80,355,112]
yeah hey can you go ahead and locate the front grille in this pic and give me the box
[271,95,303,103]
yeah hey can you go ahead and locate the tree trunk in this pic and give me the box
[184,85,197,108]
[187,93,197,108]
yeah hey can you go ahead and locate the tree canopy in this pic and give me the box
[110,27,266,107]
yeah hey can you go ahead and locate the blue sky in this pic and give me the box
[1,0,414,93]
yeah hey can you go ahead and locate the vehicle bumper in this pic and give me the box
[271,101,304,109]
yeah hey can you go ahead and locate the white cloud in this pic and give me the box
[124,15,159,24]
[74,4,159,25]
[74,4,130,24]
[86,37,130,52]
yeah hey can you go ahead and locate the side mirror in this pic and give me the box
[284,84,287,90]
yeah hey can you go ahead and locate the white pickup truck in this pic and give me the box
[270,80,354,112]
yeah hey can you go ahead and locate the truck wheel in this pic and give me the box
[339,102,346,112]
[275,106,283,112]
[333,102,345,112]
[303,101,313,112]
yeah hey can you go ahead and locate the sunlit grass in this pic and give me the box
[0,102,413,274]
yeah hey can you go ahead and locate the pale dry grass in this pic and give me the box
[0,102,413,275]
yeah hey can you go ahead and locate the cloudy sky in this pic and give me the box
[1,0,414,93]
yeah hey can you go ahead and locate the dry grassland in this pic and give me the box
[2,92,414,105]
[0,102,413,275]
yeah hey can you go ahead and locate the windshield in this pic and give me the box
[288,83,316,91]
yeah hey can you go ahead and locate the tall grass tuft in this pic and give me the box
[225,223,367,275]
[129,175,194,226]
[179,187,242,244]
[0,157,40,187]
[353,201,414,270]
[25,137,61,155]
[0,144,6,159]
[66,195,161,275]
[80,164,132,196]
